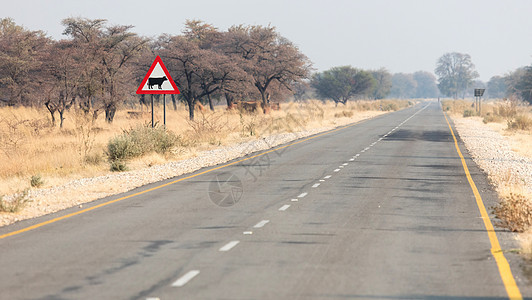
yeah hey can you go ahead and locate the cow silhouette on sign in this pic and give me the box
[148,76,168,89]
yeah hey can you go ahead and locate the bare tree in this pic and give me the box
[42,40,83,127]
[224,25,311,110]
[158,35,223,120]
[62,18,148,123]
[0,18,49,106]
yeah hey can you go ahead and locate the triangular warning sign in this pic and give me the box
[136,56,180,94]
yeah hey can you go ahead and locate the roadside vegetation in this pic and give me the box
[443,98,532,255]
[0,99,411,196]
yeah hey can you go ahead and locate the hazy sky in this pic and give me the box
[2,0,531,81]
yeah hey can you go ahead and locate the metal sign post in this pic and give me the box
[474,88,485,115]
[163,94,166,129]
[151,95,154,128]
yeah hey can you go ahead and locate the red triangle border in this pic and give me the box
[136,56,180,94]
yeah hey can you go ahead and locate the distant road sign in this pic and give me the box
[136,56,180,94]
[474,88,485,97]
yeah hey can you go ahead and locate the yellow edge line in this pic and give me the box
[443,112,522,300]
[0,117,374,240]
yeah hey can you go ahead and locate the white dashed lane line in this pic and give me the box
[253,220,270,228]
[291,198,298,202]
[172,270,200,287]
[334,168,341,172]
[324,175,332,179]
[312,183,320,188]
[298,192,308,198]
[349,158,355,161]
[243,231,253,235]
[279,204,291,211]
[219,240,240,252]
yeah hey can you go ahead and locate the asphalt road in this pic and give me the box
[0,101,529,300]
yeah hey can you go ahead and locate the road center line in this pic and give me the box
[279,204,291,211]
[172,270,200,287]
[298,192,308,198]
[219,240,240,252]
[253,220,270,228]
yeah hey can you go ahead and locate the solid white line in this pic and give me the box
[334,168,341,172]
[298,192,308,198]
[172,270,200,287]
[279,204,291,211]
[219,240,240,252]
[324,175,332,179]
[254,220,270,228]
[312,183,320,188]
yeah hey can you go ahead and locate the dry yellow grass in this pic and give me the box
[0,99,411,196]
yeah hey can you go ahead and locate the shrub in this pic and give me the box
[107,124,180,162]
[483,113,503,124]
[334,110,354,118]
[493,193,532,232]
[30,174,44,188]
[463,110,475,117]
[85,153,103,166]
[382,103,398,111]
[0,190,30,213]
[110,160,128,172]
[508,115,532,131]
[107,124,180,171]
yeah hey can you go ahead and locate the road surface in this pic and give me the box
[0,101,529,299]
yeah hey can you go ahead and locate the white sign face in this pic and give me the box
[136,56,180,95]
[138,62,173,91]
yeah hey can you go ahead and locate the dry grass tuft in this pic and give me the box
[493,193,532,232]
[0,190,30,213]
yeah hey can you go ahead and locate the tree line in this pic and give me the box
[0,18,311,123]
[2,17,530,127]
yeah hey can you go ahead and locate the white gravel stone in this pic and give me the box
[453,117,532,194]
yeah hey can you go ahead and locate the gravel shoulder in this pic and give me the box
[0,112,383,227]
[451,115,532,196]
